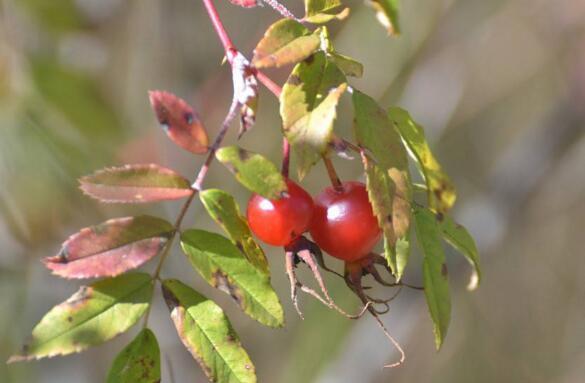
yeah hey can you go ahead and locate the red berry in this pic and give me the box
[309,181,381,262]
[247,180,314,246]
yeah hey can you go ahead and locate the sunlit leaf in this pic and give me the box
[353,90,411,277]
[106,328,160,383]
[389,107,456,214]
[439,215,481,290]
[304,0,349,23]
[79,164,193,203]
[199,189,269,274]
[162,279,257,383]
[216,145,287,199]
[280,52,347,179]
[181,230,284,328]
[414,206,451,350]
[9,273,152,362]
[366,0,400,36]
[43,216,174,279]
[252,19,320,69]
[329,52,364,78]
[231,52,259,138]
[149,90,209,154]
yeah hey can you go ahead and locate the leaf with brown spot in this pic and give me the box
[231,52,259,138]
[9,273,152,362]
[252,19,320,69]
[106,328,160,383]
[79,164,193,203]
[199,189,269,275]
[439,215,481,290]
[161,279,257,383]
[43,216,174,279]
[180,230,284,328]
[216,146,287,199]
[389,106,456,214]
[148,90,208,154]
[280,52,347,179]
[414,206,451,350]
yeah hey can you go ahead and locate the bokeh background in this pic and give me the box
[1,0,584,382]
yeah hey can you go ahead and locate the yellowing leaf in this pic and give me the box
[216,146,287,199]
[180,230,284,328]
[280,53,347,179]
[389,106,456,214]
[162,279,257,383]
[304,0,349,23]
[367,0,400,36]
[252,19,320,69]
[9,273,153,362]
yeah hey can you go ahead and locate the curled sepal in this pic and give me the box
[216,145,287,199]
[439,215,481,290]
[199,189,269,274]
[252,19,320,69]
[304,0,349,23]
[106,328,160,383]
[180,230,284,328]
[79,164,193,203]
[149,90,209,154]
[8,273,153,362]
[162,279,257,383]
[367,0,400,36]
[414,206,451,350]
[389,107,456,214]
[231,52,259,138]
[280,52,347,179]
[43,216,174,279]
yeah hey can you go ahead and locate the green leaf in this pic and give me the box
[9,273,153,362]
[353,90,408,171]
[162,279,256,383]
[280,52,347,179]
[79,164,193,203]
[43,215,174,279]
[252,19,320,68]
[414,207,451,350]
[439,215,481,290]
[353,90,411,277]
[329,52,364,78]
[106,328,160,383]
[304,0,349,24]
[389,107,456,214]
[216,146,287,199]
[181,230,284,328]
[367,0,400,36]
[199,189,269,275]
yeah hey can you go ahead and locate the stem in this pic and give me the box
[323,155,344,191]
[257,71,282,97]
[201,0,235,53]
[281,138,290,178]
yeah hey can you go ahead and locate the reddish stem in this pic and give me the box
[257,71,282,97]
[323,155,344,191]
[201,0,235,54]
[281,138,290,178]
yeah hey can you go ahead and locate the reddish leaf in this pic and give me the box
[79,164,193,203]
[149,91,209,154]
[44,216,174,279]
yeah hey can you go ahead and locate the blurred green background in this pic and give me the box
[1,0,584,382]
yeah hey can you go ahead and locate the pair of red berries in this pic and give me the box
[247,180,381,262]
